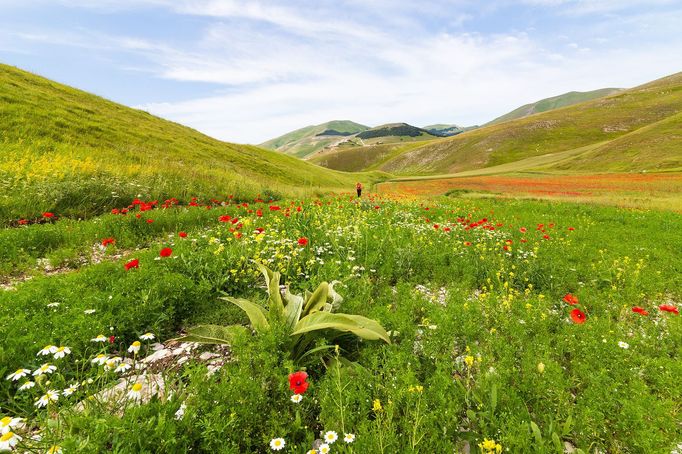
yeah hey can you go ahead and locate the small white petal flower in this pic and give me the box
[127,383,143,401]
[0,431,22,450]
[1,416,24,435]
[6,368,30,381]
[37,345,57,356]
[53,346,71,359]
[18,381,35,391]
[115,362,132,373]
[140,332,155,341]
[62,383,79,396]
[324,431,338,444]
[35,390,59,408]
[84,309,96,315]
[618,341,629,349]
[174,403,186,420]
[269,438,286,451]
[46,302,60,308]
[290,394,303,403]
[343,433,355,443]
[319,443,331,454]
[91,334,107,343]
[91,354,109,365]
[32,364,57,376]
[128,341,141,354]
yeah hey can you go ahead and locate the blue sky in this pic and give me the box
[1,0,681,143]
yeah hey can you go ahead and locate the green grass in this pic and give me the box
[0,65,384,223]
[1,195,680,452]
[259,120,369,158]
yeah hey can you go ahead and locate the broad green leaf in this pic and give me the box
[221,296,270,332]
[551,433,562,452]
[562,414,573,436]
[254,262,284,315]
[328,281,344,310]
[530,421,543,444]
[292,312,391,343]
[172,324,248,345]
[284,287,304,331]
[303,282,329,315]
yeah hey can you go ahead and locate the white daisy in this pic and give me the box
[18,381,35,391]
[319,443,331,454]
[290,394,303,403]
[0,431,22,451]
[140,332,155,341]
[6,368,30,381]
[324,431,338,444]
[62,383,79,396]
[128,341,141,354]
[269,438,286,451]
[37,345,57,356]
[0,416,23,434]
[115,362,132,373]
[127,382,143,401]
[105,356,123,370]
[343,433,355,443]
[32,364,57,376]
[84,309,96,315]
[618,341,630,349]
[91,354,109,365]
[306,451,317,454]
[91,334,107,343]
[46,302,60,308]
[53,346,71,359]
[35,390,59,408]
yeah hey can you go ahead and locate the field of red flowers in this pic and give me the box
[381,172,682,210]
[0,192,680,452]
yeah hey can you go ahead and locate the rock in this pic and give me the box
[142,348,171,364]
[199,352,220,361]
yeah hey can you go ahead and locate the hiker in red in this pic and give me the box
[356,182,363,197]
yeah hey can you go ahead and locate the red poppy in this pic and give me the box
[43,212,54,218]
[632,306,649,316]
[256,209,263,217]
[568,227,575,231]
[543,234,550,240]
[108,335,116,344]
[570,308,586,324]
[563,293,579,305]
[659,304,679,315]
[146,219,154,224]
[18,219,28,225]
[124,259,139,271]
[159,247,172,258]
[289,371,309,394]
[219,215,232,222]
[297,237,309,246]
[178,231,187,238]
[464,241,472,246]
[101,237,116,247]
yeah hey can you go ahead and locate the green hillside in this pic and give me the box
[0,65,381,222]
[259,120,369,158]
[377,72,682,175]
[487,88,622,125]
[423,124,477,137]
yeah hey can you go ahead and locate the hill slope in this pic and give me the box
[259,120,369,158]
[487,88,622,125]
[0,65,380,222]
[376,72,682,175]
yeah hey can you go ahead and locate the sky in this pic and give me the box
[1,0,682,144]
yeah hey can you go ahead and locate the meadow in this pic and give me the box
[1,192,680,453]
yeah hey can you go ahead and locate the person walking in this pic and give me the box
[356,182,363,198]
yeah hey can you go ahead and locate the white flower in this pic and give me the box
[6,369,30,381]
[319,443,331,454]
[290,394,303,403]
[35,390,59,408]
[115,362,132,373]
[140,333,155,341]
[62,383,79,396]
[0,416,24,435]
[18,381,35,391]
[53,346,71,359]
[37,345,57,356]
[324,431,338,444]
[46,302,60,308]
[174,403,186,420]
[32,364,57,376]
[343,433,355,443]
[91,334,107,343]
[269,437,286,451]
[0,431,22,450]
[105,356,123,370]
[128,341,141,354]
[127,383,143,400]
[84,309,96,314]
[618,341,630,349]
[91,354,109,365]
[47,445,63,454]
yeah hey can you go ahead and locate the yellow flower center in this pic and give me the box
[132,383,143,392]
[0,417,10,426]
[0,432,14,442]
[14,369,24,375]
[48,447,61,454]
[132,341,141,347]
[274,440,282,446]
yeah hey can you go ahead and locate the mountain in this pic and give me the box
[423,124,478,137]
[0,65,382,222]
[487,88,622,125]
[331,72,682,175]
[259,120,369,158]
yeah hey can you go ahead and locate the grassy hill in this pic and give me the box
[487,88,622,125]
[259,120,369,158]
[423,124,477,137]
[376,72,682,175]
[0,65,382,223]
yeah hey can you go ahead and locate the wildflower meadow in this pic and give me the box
[0,192,680,453]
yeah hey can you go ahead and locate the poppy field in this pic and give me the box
[0,193,680,453]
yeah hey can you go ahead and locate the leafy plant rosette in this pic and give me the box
[174,262,390,365]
